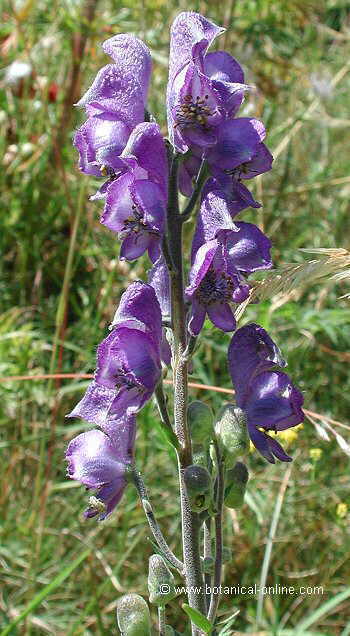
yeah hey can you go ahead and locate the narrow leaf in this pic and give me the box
[182,604,213,634]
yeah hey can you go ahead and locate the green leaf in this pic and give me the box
[182,604,213,634]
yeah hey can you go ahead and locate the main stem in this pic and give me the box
[166,151,206,629]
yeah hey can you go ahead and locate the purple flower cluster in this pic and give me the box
[228,324,304,462]
[66,282,162,518]
[74,34,167,262]
[67,11,305,521]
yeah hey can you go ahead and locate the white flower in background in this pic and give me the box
[4,61,32,86]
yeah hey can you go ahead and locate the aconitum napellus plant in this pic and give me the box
[66,12,304,633]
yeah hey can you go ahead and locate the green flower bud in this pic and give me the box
[187,401,213,445]
[224,461,249,509]
[116,594,151,636]
[183,465,212,512]
[201,556,215,574]
[192,448,209,469]
[215,405,249,467]
[148,554,178,606]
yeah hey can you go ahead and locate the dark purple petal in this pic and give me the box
[67,381,115,427]
[77,35,151,131]
[167,12,224,151]
[101,33,152,103]
[186,239,218,298]
[179,154,202,197]
[238,143,273,179]
[107,385,152,422]
[122,123,168,196]
[209,171,261,215]
[147,236,161,263]
[148,256,171,318]
[65,427,134,519]
[76,66,144,129]
[120,232,152,261]
[102,411,136,457]
[203,51,248,116]
[226,222,272,273]
[245,370,304,432]
[207,302,236,331]
[230,280,250,303]
[111,281,162,342]
[247,426,292,464]
[74,114,130,175]
[168,12,224,90]
[228,323,286,404]
[191,184,238,258]
[266,436,292,462]
[248,426,275,463]
[101,172,135,232]
[203,51,244,84]
[96,327,161,393]
[207,118,266,171]
[131,180,165,233]
[188,298,207,336]
[171,63,223,151]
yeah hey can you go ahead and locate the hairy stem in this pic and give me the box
[181,159,209,222]
[207,440,225,623]
[132,468,183,573]
[204,517,212,612]
[166,150,206,631]
[158,606,166,635]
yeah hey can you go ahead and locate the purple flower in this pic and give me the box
[67,283,162,429]
[185,240,250,336]
[206,118,266,171]
[228,324,304,463]
[65,417,135,520]
[178,137,272,214]
[167,12,249,152]
[111,279,162,351]
[100,123,168,262]
[148,257,172,365]
[191,185,272,270]
[74,34,152,176]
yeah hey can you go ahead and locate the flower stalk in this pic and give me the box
[65,11,305,634]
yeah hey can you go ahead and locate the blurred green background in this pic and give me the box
[1,0,350,633]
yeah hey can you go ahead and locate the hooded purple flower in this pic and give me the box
[67,282,162,429]
[74,34,152,176]
[228,324,304,463]
[185,240,250,336]
[167,12,249,152]
[99,123,168,262]
[65,415,135,520]
[191,185,272,269]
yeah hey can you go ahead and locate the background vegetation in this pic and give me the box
[1,0,350,633]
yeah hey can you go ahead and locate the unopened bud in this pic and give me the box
[148,554,178,605]
[224,461,249,509]
[215,405,249,467]
[187,401,213,445]
[192,448,209,469]
[183,465,212,512]
[116,594,151,635]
